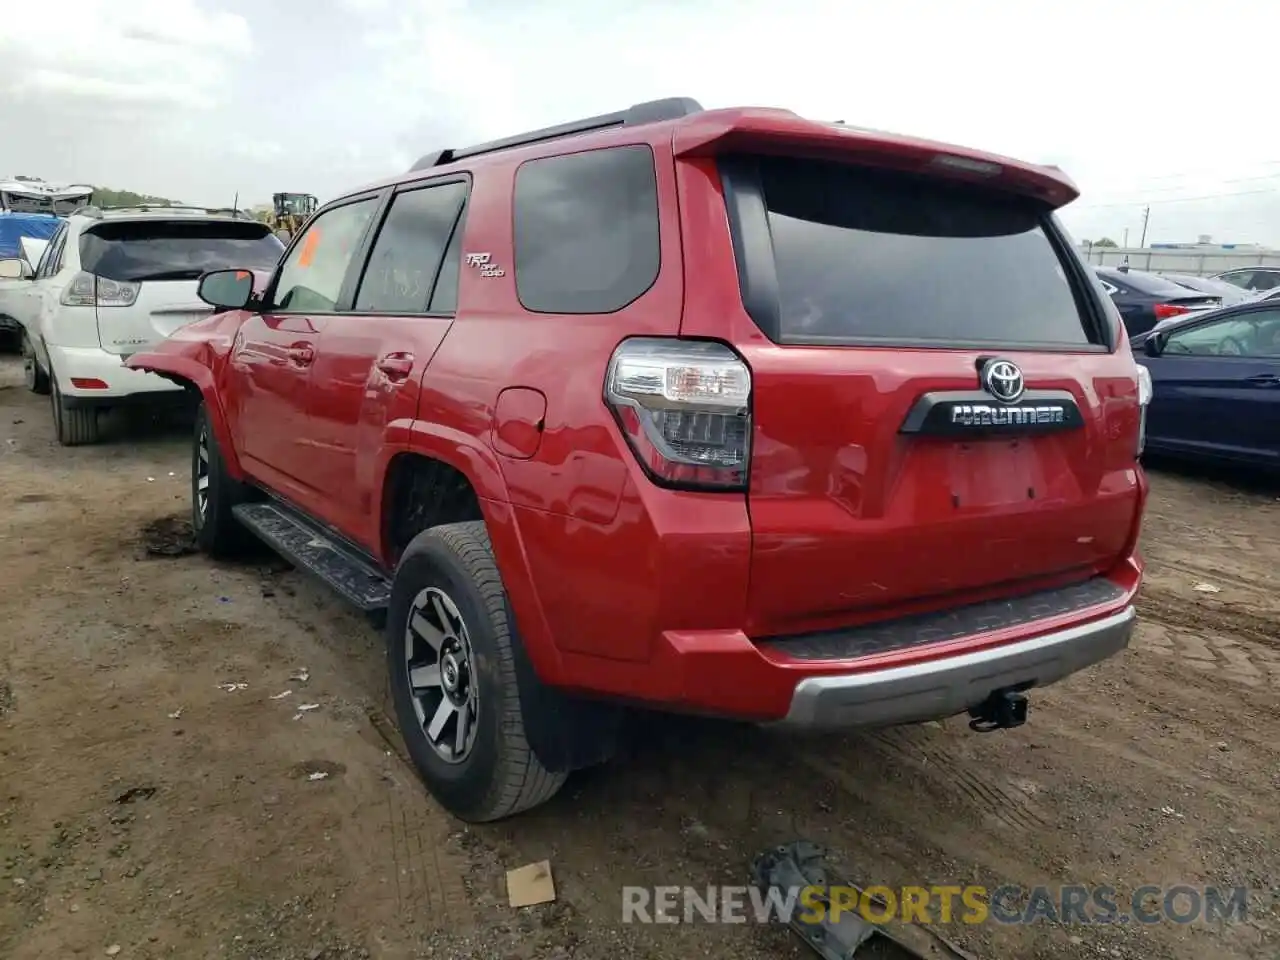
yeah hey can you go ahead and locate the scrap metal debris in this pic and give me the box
[269,690,292,700]
[752,841,975,960]
[217,682,249,693]
[290,669,310,683]
[1193,582,1221,594]
[115,786,158,805]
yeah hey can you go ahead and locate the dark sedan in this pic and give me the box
[1095,266,1221,335]
[1132,300,1280,470]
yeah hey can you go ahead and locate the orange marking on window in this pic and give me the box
[297,229,322,268]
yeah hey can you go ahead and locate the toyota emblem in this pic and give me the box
[981,359,1025,404]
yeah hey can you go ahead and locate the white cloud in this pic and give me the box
[1,0,1276,243]
[0,0,251,112]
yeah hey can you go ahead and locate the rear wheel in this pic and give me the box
[191,402,254,557]
[387,522,567,822]
[50,374,100,446]
[21,333,49,395]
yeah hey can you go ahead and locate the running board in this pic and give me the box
[232,502,392,612]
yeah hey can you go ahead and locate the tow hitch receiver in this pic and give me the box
[752,841,975,960]
[968,688,1029,733]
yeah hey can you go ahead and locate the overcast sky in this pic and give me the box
[2,0,1277,247]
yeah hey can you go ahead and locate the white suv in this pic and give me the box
[0,206,284,445]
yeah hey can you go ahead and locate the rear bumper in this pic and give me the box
[773,605,1134,730]
[48,345,186,403]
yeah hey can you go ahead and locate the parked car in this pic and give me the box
[1159,272,1255,306]
[1093,266,1221,335]
[1209,266,1280,295]
[1131,301,1280,469]
[126,98,1150,822]
[0,206,284,445]
[0,212,61,346]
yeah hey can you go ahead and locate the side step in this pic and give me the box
[232,502,392,612]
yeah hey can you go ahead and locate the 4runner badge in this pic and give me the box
[464,252,505,279]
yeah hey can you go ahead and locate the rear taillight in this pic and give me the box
[605,338,751,491]
[1135,364,1153,457]
[60,272,139,308]
[1152,302,1191,322]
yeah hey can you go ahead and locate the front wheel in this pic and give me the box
[387,522,567,822]
[21,333,49,395]
[191,402,255,557]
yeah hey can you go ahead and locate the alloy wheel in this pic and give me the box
[404,586,479,763]
[195,425,210,521]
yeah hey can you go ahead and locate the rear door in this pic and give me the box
[305,177,469,547]
[687,153,1145,637]
[78,217,284,355]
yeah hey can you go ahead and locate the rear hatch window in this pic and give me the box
[80,219,284,282]
[748,155,1098,348]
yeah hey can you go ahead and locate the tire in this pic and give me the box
[191,402,255,557]
[50,375,100,446]
[21,333,49,395]
[388,521,567,822]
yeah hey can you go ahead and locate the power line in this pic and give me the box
[1073,186,1279,210]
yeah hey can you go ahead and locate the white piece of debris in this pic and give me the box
[290,669,310,683]
[1193,582,1221,594]
[307,771,329,782]
[1160,805,1185,819]
[167,708,183,720]
[296,703,320,712]
[106,946,122,957]
[146,477,155,483]
[269,690,292,700]
[217,682,249,693]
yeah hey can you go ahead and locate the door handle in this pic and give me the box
[287,343,314,367]
[1244,373,1280,387]
[376,353,414,381]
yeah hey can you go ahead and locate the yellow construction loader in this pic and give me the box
[269,192,318,241]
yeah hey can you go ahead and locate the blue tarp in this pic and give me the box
[0,213,60,259]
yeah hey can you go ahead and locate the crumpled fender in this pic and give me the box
[125,310,248,479]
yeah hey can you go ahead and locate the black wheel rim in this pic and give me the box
[404,586,479,764]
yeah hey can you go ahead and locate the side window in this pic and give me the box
[1250,272,1280,292]
[36,227,67,279]
[1099,280,1119,296]
[1215,270,1252,290]
[353,181,467,314]
[429,210,465,314]
[1165,311,1280,357]
[513,145,660,314]
[272,198,378,313]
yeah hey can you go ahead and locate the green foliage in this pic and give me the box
[90,186,180,207]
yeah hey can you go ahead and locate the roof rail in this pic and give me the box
[410,96,704,172]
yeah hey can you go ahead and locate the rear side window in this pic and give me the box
[80,219,284,282]
[513,145,660,314]
[744,155,1095,346]
[354,181,467,314]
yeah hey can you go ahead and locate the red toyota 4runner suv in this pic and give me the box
[127,98,1150,822]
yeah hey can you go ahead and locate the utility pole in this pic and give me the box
[1139,205,1151,248]
[1123,227,1129,247]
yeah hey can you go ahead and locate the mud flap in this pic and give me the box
[752,841,977,960]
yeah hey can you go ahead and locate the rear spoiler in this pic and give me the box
[671,108,1080,209]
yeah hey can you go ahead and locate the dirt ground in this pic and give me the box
[1,353,1276,960]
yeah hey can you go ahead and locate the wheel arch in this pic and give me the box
[136,356,243,479]
[375,423,566,691]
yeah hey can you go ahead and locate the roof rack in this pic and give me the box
[71,203,252,220]
[410,96,704,172]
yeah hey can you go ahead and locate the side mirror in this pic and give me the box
[198,269,255,310]
[0,258,34,281]
[1143,333,1165,358]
